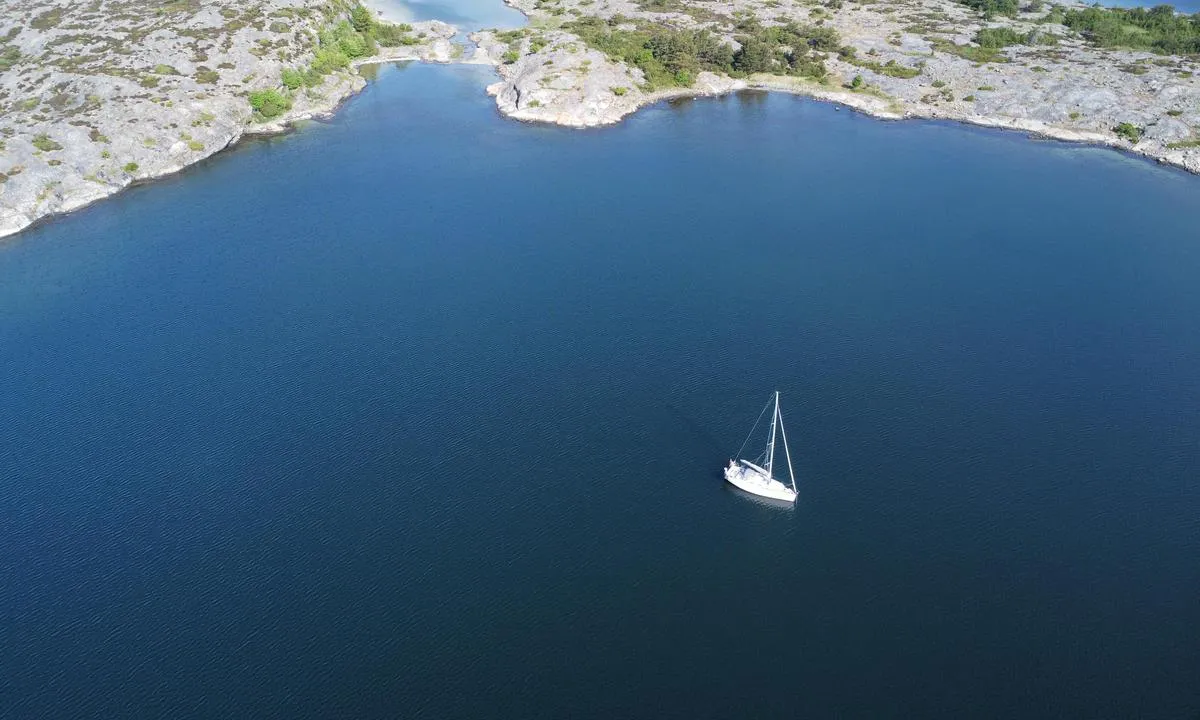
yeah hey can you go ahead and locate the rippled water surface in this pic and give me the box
[2,63,1199,718]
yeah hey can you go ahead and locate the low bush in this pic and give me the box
[1113,122,1143,143]
[956,0,1020,18]
[974,27,1024,48]
[248,88,292,119]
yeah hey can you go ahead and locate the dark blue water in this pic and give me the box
[2,63,1199,718]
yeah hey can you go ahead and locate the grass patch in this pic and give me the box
[933,39,1008,63]
[32,134,63,152]
[31,8,64,29]
[852,58,923,78]
[0,46,20,72]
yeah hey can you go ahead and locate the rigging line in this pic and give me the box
[734,395,772,460]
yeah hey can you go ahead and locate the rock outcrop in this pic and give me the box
[477,0,1200,173]
[0,0,455,239]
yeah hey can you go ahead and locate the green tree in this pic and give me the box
[248,89,292,119]
[732,36,772,73]
[694,30,734,71]
[350,4,374,33]
[649,30,699,76]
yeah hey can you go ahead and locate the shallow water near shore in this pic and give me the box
[368,0,525,28]
[2,63,1199,718]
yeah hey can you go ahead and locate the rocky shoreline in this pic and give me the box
[1,0,1197,240]
[476,0,1199,173]
[0,0,457,240]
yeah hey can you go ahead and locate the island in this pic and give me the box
[1,0,1198,239]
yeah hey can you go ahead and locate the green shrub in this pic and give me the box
[373,22,417,46]
[1025,30,1059,45]
[612,85,628,95]
[502,49,520,63]
[153,64,179,75]
[974,27,1024,48]
[195,67,220,84]
[1063,5,1200,54]
[321,20,374,59]
[567,17,739,89]
[281,67,305,89]
[124,162,139,173]
[248,88,292,119]
[1113,122,1143,143]
[312,47,350,73]
[957,0,1019,18]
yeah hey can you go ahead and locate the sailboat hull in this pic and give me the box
[724,460,797,502]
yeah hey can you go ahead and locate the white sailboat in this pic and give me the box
[724,391,798,503]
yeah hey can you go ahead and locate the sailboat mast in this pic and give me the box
[777,396,798,494]
[766,391,779,480]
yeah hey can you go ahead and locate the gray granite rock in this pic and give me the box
[0,0,455,239]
